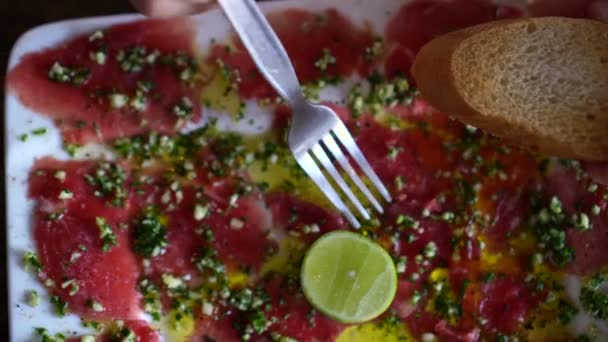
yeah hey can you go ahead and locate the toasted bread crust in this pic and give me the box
[412,17,608,161]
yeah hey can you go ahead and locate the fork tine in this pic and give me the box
[322,134,383,214]
[296,152,361,228]
[311,144,370,220]
[333,121,392,202]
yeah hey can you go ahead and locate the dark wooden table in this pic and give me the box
[1,1,137,340]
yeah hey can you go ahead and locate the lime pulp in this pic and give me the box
[300,230,398,324]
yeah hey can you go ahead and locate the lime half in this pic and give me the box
[301,231,398,323]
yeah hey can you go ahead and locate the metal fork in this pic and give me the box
[218,0,391,228]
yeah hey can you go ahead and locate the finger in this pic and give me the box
[130,0,214,17]
[588,0,608,22]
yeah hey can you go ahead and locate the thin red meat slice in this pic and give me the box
[402,310,443,339]
[353,116,435,201]
[477,276,541,334]
[192,276,345,342]
[385,0,496,78]
[204,191,275,272]
[208,8,374,99]
[138,186,206,279]
[191,176,275,271]
[267,192,346,243]
[400,286,480,342]
[434,320,480,342]
[191,315,241,342]
[544,162,581,213]
[29,157,137,219]
[383,199,453,280]
[584,161,608,187]
[544,162,608,275]
[29,158,141,320]
[7,18,201,144]
[263,276,346,341]
[390,279,420,319]
[34,212,141,320]
[133,175,274,281]
[565,217,608,276]
[466,141,538,249]
[483,190,530,249]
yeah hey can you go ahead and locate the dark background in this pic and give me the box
[1,1,142,340]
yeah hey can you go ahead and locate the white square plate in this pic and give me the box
[4,1,402,340]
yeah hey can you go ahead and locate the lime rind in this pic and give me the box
[300,231,398,324]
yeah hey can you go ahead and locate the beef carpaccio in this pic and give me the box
[7,0,608,341]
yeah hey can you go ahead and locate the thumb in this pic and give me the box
[130,0,215,17]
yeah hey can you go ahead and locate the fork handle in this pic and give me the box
[217,0,305,106]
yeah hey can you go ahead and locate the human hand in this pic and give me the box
[129,0,214,17]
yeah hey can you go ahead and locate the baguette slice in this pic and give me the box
[412,17,608,161]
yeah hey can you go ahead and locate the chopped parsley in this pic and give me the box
[116,46,148,72]
[573,212,592,231]
[48,62,91,85]
[196,247,226,283]
[423,241,438,259]
[579,286,608,320]
[84,162,127,207]
[65,143,82,157]
[396,214,418,228]
[173,96,194,118]
[483,272,496,283]
[95,217,118,252]
[579,273,608,320]
[557,299,578,325]
[108,326,136,342]
[31,127,47,135]
[82,320,103,332]
[228,286,273,341]
[132,206,167,257]
[129,89,148,111]
[139,279,162,321]
[528,194,574,267]
[23,251,43,273]
[28,290,40,307]
[314,48,336,72]
[410,290,422,305]
[34,327,66,342]
[241,310,275,340]
[50,295,68,317]
[347,73,414,117]
[112,126,209,162]
[364,38,384,60]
